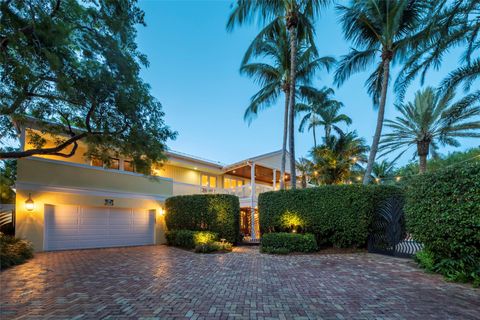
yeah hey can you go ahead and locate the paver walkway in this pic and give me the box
[1,245,478,319]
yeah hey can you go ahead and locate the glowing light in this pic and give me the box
[352,157,357,162]
[25,193,34,211]
[356,176,361,181]
[395,176,401,182]
[194,167,197,170]
[158,207,165,216]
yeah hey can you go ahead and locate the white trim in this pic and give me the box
[15,182,169,201]
[25,157,173,182]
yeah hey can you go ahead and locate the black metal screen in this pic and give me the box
[368,197,422,258]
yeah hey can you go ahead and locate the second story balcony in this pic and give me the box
[172,182,273,205]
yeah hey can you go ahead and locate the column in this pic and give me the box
[272,170,276,191]
[250,162,256,240]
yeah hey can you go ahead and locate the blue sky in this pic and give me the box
[136,0,478,166]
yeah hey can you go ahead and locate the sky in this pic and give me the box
[135,0,479,166]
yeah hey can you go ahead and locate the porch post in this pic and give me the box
[250,162,256,240]
[272,170,276,191]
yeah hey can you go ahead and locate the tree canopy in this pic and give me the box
[0,0,176,173]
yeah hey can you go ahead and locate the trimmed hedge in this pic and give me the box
[261,233,317,254]
[165,194,240,243]
[258,185,403,248]
[165,230,217,249]
[0,234,34,269]
[405,162,480,285]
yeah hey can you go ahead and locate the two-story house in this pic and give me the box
[15,127,295,251]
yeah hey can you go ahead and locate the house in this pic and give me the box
[15,127,295,251]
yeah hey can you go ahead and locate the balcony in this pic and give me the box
[172,182,273,205]
[16,157,173,198]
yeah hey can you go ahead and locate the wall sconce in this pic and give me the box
[25,193,35,211]
[158,207,165,216]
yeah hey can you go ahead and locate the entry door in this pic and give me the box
[44,205,155,251]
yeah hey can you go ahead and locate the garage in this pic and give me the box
[44,205,155,251]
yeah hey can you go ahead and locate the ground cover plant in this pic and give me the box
[0,234,34,269]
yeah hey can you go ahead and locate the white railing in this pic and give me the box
[172,182,273,199]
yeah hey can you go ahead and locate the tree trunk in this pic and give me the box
[287,19,297,189]
[312,125,317,148]
[325,125,331,142]
[363,57,391,185]
[280,89,289,190]
[417,141,430,174]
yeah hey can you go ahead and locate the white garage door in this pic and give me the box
[44,205,155,251]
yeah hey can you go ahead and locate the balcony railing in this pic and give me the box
[172,182,273,199]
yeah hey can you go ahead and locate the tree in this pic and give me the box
[310,131,368,185]
[228,0,333,189]
[239,20,334,189]
[371,159,395,184]
[0,0,176,173]
[296,157,313,188]
[0,159,16,204]
[396,1,480,102]
[297,87,350,146]
[395,147,480,177]
[334,0,425,185]
[380,87,480,173]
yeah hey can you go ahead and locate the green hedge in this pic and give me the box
[258,185,403,248]
[405,162,480,285]
[261,233,317,254]
[0,234,34,269]
[165,230,217,249]
[165,194,240,243]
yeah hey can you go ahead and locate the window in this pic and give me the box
[91,158,103,167]
[224,177,244,189]
[201,174,217,188]
[106,158,120,170]
[124,160,134,172]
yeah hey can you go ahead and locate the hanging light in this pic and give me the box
[25,193,35,211]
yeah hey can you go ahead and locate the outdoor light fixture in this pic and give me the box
[25,193,35,211]
[158,207,165,216]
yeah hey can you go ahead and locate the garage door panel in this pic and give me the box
[45,205,155,251]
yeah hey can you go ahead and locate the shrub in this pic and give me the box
[165,230,218,249]
[258,185,403,248]
[194,241,233,253]
[405,162,480,285]
[261,233,317,254]
[0,234,34,269]
[165,194,240,243]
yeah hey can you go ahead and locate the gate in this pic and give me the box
[368,197,422,258]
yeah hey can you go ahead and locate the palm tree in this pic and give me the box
[240,21,334,189]
[379,87,480,173]
[296,157,313,188]
[396,1,480,102]
[334,0,424,185]
[297,88,351,146]
[310,131,369,185]
[228,0,333,189]
[371,159,395,184]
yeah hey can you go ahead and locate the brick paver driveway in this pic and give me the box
[1,245,478,319]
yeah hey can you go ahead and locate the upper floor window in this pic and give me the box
[124,160,135,172]
[91,157,103,167]
[106,158,120,170]
[224,177,243,189]
[201,174,217,188]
